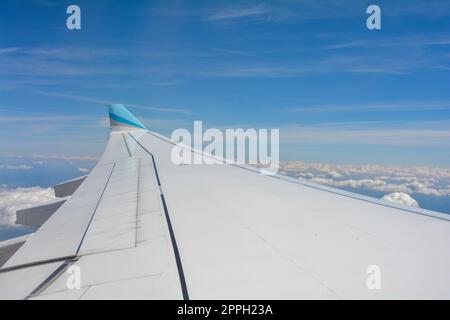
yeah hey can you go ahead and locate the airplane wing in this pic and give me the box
[1,104,450,300]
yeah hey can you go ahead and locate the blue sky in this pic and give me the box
[1,0,450,165]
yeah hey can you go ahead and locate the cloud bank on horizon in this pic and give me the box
[280,161,450,199]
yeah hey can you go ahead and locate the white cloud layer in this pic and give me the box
[280,161,450,197]
[0,187,54,225]
[2,154,99,161]
[0,164,33,170]
[382,192,419,208]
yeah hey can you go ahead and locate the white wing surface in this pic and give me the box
[1,104,449,300]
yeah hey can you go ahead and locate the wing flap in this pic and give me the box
[0,261,65,299]
[77,156,159,255]
[3,162,115,269]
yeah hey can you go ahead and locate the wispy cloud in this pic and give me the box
[0,50,126,77]
[207,5,273,21]
[2,154,99,161]
[279,121,450,146]
[210,48,255,57]
[392,0,450,18]
[0,47,19,54]
[0,47,134,81]
[0,114,86,122]
[0,39,447,86]
[0,164,33,170]
[32,90,192,115]
[287,101,450,113]
[97,116,190,130]
[140,117,193,130]
[324,34,450,50]
[193,54,431,77]
[29,0,61,7]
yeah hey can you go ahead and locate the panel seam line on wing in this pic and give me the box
[128,132,189,300]
[0,255,77,274]
[122,132,132,157]
[25,257,78,299]
[75,162,116,254]
[135,158,140,247]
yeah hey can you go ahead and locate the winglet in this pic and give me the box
[108,104,147,131]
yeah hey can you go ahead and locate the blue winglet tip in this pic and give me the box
[108,104,147,131]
